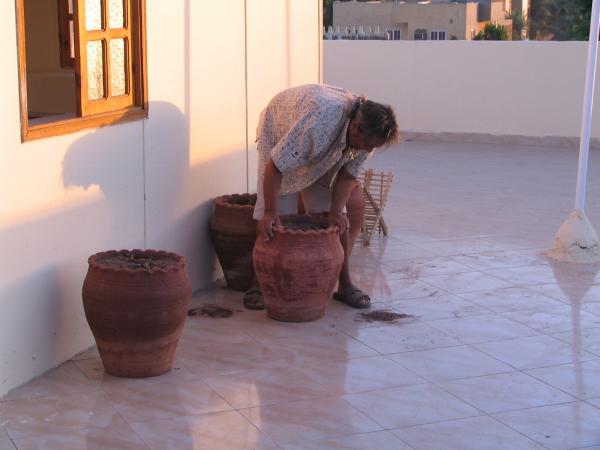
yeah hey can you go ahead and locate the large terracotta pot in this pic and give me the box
[209,193,257,291]
[82,249,191,378]
[253,214,344,322]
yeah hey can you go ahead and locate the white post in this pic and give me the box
[548,0,600,262]
[576,0,600,210]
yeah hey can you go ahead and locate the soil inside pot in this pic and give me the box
[281,219,328,231]
[357,310,414,323]
[96,251,180,271]
[226,195,256,206]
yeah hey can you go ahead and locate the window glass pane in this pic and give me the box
[109,0,124,28]
[110,39,127,96]
[87,40,105,100]
[69,21,75,58]
[85,0,102,31]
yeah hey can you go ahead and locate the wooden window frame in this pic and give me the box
[57,0,75,68]
[16,0,148,142]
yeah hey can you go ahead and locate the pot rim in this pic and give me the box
[87,249,186,274]
[273,214,340,236]
[213,193,257,210]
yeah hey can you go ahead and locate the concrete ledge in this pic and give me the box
[401,131,600,150]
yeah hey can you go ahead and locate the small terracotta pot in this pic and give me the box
[82,249,191,378]
[253,214,344,322]
[209,193,257,291]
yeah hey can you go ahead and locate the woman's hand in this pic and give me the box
[328,211,349,234]
[257,211,281,241]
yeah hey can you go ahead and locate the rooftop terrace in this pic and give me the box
[2,140,600,449]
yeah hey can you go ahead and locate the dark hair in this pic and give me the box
[355,100,399,145]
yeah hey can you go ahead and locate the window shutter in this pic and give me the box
[74,0,134,116]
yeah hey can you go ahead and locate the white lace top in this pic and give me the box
[256,84,369,195]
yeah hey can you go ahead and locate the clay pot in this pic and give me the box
[253,214,344,322]
[209,193,257,291]
[82,249,191,378]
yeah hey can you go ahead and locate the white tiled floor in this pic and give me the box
[3,141,600,449]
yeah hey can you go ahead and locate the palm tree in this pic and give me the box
[507,10,528,40]
[529,0,591,40]
[473,23,509,40]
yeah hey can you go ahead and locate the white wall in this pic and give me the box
[0,0,319,397]
[325,41,600,139]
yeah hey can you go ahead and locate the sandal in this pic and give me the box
[333,284,371,309]
[243,288,265,310]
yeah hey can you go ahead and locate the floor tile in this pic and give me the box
[71,346,100,361]
[495,402,600,450]
[240,397,382,445]
[75,357,198,392]
[419,272,514,294]
[474,334,596,370]
[176,340,287,376]
[484,265,560,286]
[440,371,574,414]
[428,315,539,344]
[383,257,474,278]
[201,366,332,408]
[367,277,444,302]
[588,397,600,409]
[389,345,514,381]
[0,391,123,439]
[179,316,252,346]
[393,415,544,450]
[12,420,148,450]
[319,301,412,333]
[3,362,98,401]
[236,310,342,341]
[283,430,412,450]
[526,360,600,400]
[526,283,600,304]
[102,379,231,423]
[130,410,279,450]
[502,304,600,334]
[584,302,600,317]
[551,327,600,356]
[343,384,480,428]
[459,287,563,313]
[347,322,461,354]
[262,331,379,362]
[407,239,504,257]
[389,294,491,321]
[374,243,438,262]
[452,251,539,271]
[291,355,424,394]
[0,442,14,450]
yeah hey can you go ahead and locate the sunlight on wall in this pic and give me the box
[187,0,246,168]
[0,185,103,232]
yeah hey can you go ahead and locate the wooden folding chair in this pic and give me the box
[358,169,394,246]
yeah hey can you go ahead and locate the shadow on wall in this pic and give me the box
[0,266,62,389]
[61,101,244,288]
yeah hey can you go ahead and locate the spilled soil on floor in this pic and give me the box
[357,309,414,324]
[187,304,239,318]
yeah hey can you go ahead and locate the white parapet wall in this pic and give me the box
[325,40,600,141]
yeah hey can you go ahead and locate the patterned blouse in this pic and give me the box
[256,84,369,195]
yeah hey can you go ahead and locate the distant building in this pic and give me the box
[330,0,514,41]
